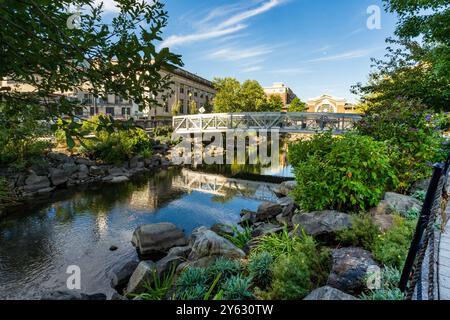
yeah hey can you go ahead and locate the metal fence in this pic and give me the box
[399,154,450,300]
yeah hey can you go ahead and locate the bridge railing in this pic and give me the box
[173,112,362,134]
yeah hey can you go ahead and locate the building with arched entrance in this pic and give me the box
[306,94,356,113]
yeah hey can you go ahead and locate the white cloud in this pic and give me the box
[305,49,373,63]
[159,0,284,48]
[208,45,273,61]
[241,66,263,73]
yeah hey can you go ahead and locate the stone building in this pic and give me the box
[263,82,297,110]
[306,94,356,113]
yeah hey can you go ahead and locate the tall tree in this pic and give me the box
[240,79,267,112]
[212,77,243,113]
[287,97,307,112]
[265,95,284,112]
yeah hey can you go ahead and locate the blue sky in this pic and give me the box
[99,0,399,103]
[158,0,399,103]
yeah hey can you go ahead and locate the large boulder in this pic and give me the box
[273,180,297,197]
[371,192,422,216]
[41,291,106,300]
[239,210,257,226]
[188,227,245,261]
[303,286,357,300]
[49,168,68,186]
[24,173,50,193]
[372,214,395,232]
[255,202,282,222]
[327,247,378,295]
[131,223,188,257]
[61,162,78,176]
[126,261,156,294]
[210,223,234,237]
[277,196,295,217]
[167,246,192,259]
[156,255,184,277]
[291,210,352,239]
[251,223,283,238]
[110,259,140,291]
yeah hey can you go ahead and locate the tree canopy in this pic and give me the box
[212,77,283,113]
[287,97,307,112]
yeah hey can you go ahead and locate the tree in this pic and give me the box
[212,77,242,113]
[287,97,307,112]
[352,0,450,111]
[0,0,183,151]
[265,95,284,112]
[203,100,213,113]
[240,80,267,112]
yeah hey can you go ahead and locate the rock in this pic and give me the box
[303,286,357,300]
[411,179,430,193]
[372,214,395,232]
[108,167,127,177]
[24,173,50,193]
[291,210,352,239]
[110,259,140,291]
[89,166,104,176]
[276,213,292,226]
[47,152,72,163]
[176,256,218,273]
[240,209,255,217]
[210,223,234,237]
[49,168,68,186]
[62,163,78,176]
[255,202,282,222]
[277,197,295,217]
[77,164,89,179]
[30,162,49,176]
[109,176,129,184]
[371,192,422,216]
[239,211,256,227]
[109,245,118,251]
[251,223,283,237]
[156,255,184,277]
[129,156,144,169]
[75,158,96,166]
[161,159,170,167]
[131,223,188,257]
[273,180,297,197]
[111,291,128,300]
[41,291,107,300]
[327,247,378,295]
[188,228,245,261]
[126,261,157,294]
[167,246,192,259]
[36,187,55,194]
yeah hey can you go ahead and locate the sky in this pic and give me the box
[99,0,400,103]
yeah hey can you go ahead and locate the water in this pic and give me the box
[0,166,286,299]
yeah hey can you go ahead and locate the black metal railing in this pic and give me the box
[399,153,450,300]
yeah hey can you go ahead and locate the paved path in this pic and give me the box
[439,219,450,299]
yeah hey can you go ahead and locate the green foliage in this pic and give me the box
[212,77,281,113]
[128,264,176,300]
[206,257,242,280]
[361,266,404,300]
[248,251,274,290]
[287,97,308,112]
[404,207,421,220]
[289,133,398,212]
[372,215,416,269]
[337,214,381,251]
[176,267,209,300]
[357,98,448,192]
[252,225,304,259]
[222,225,253,249]
[265,95,284,112]
[412,190,426,202]
[221,275,254,300]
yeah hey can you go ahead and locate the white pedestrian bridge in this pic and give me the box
[173,112,362,134]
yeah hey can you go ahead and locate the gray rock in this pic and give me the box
[372,214,395,232]
[291,210,352,239]
[75,158,95,166]
[49,168,68,186]
[41,290,106,300]
[411,179,430,193]
[188,228,245,261]
[277,196,295,217]
[156,255,184,277]
[24,173,50,192]
[36,187,55,194]
[126,261,157,294]
[239,211,256,227]
[327,247,378,294]
[89,166,104,176]
[109,176,130,184]
[276,213,293,226]
[47,152,72,163]
[255,202,282,222]
[273,180,297,197]
[371,192,422,216]
[240,209,255,217]
[77,164,89,179]
[167,246,192,259]
[303,286,357,300]
[251,223,283,237]
[110,259,140,290]
[108,167,127,177]
[131,223,188,257]
[210,223,234,236]
[62,163,78,176]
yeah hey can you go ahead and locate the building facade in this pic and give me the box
[306,94,356,113]
[263,82,297,110]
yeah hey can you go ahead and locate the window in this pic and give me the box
[106,107,115,116]
[121,107,131,116]
[317,104,333,113]
[180,99,185,113]
[180,87,184,94]
[164,101,169,113]
[194,92,197,97]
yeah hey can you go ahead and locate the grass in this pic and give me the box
[222,225,253,249]
[127,263,176,300]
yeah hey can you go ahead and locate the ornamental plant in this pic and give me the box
[289,133,399,212]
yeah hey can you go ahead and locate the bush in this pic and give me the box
[287,132,334,167]
[361,267,404,300]
[248,251,273,289]
[175,267,209,299]
[221,275,254,300]
[337,214,381,251]
[289,133,398,212]
[357,98,448,192]
[372,215,416,269]
[128,264,176,300]
[222,225,253,249]
[206,257,242,280]
[252,226,304,259]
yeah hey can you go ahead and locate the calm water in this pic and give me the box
[0,166,287,299]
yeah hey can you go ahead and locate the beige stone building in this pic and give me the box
[306,94,356,113]
[1,66,215,125]
[263,82,297,110]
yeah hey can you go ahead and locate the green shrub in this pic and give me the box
[179,284,208,300]
[128,264,176,300]
[372,215,416,269]
[252,225,304,259]
[176,267,209,299]
[221,275,254,300]
[289,133,398,212]
[288,132,335,167]
[337,214,381,251]
[361,266,404,300]
[222,225,253,249]
[206,257,242,280]
[248,251,273,289]
[412,190,426,202]
[357,98,448,192]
